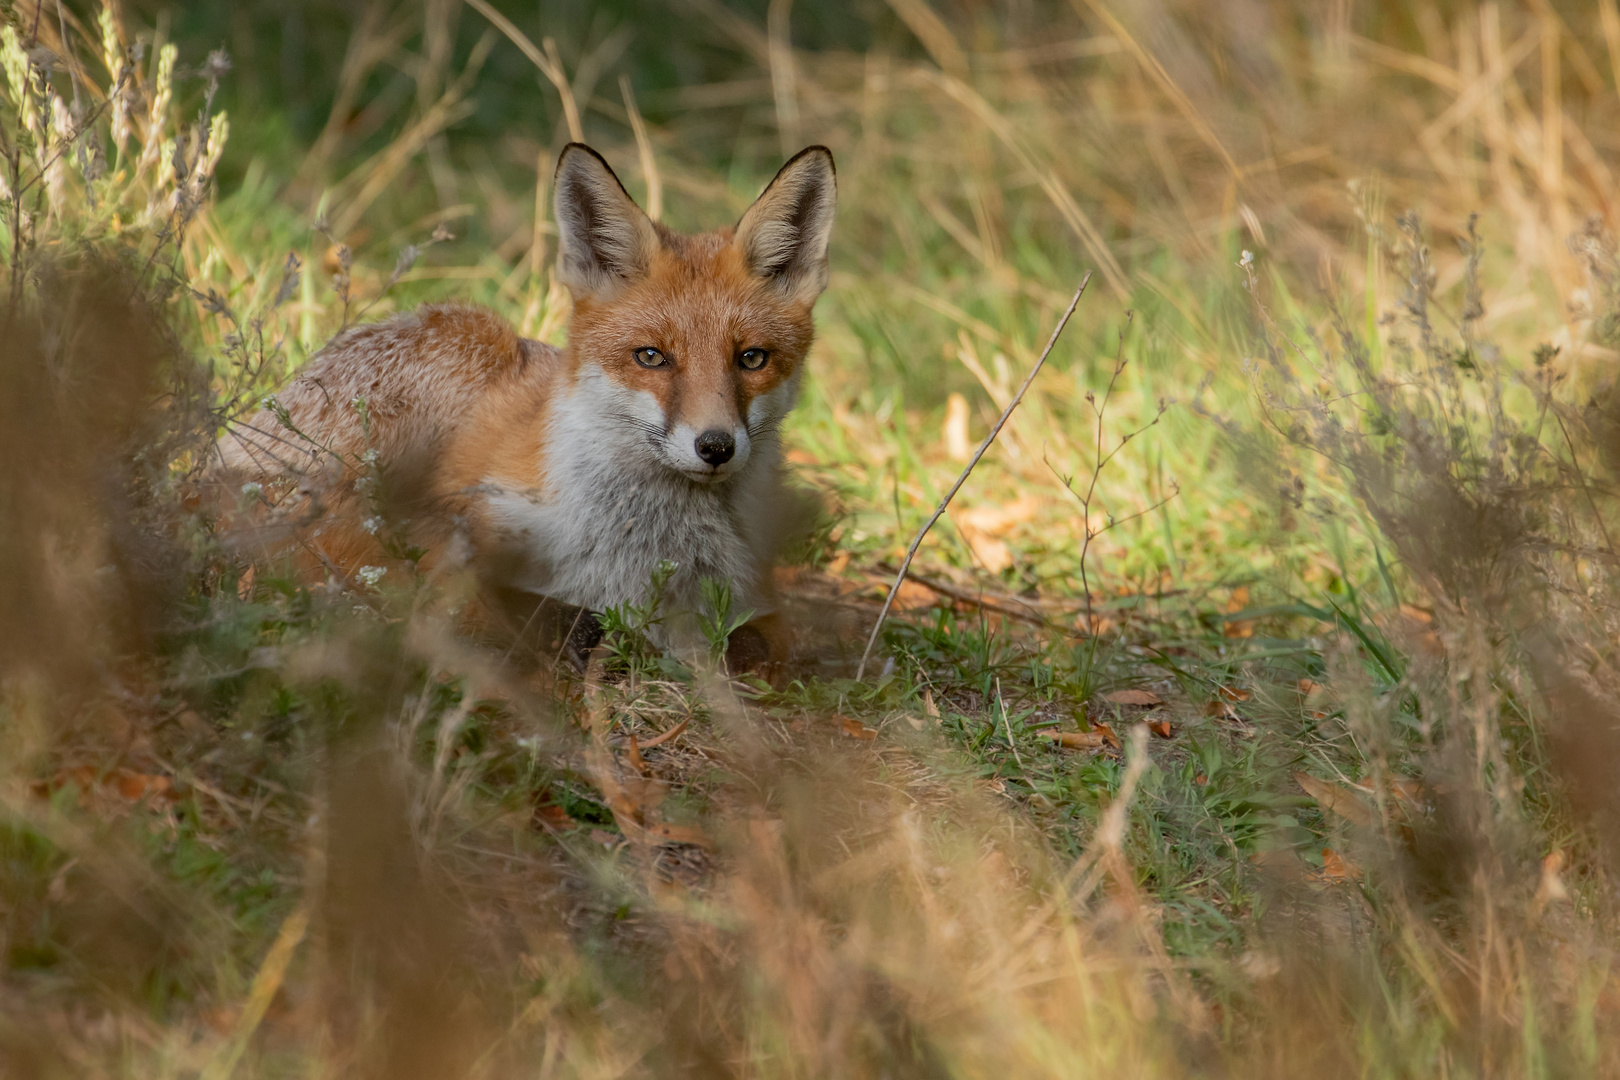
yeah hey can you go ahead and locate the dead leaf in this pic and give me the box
[1104,688,1163,707]
[626,734,648,775]
[615,775,668,819]
[1297,679,1323,698]
[1398,603,1433,625]
[824,550,851,576]
[1532,850,1568,916]
[588,828,620,849]
[1318,847,1362,883]
[839,716,878,740]
[638,717,689,750]
[954,498,1041,575]
[644,820,712,848]
[959,527,1013,573]
[1148,719,1173,739]
[942,391,972,461]
[1217,685,1252,702]
[1294,771,1374,827]
[236,564,256,602]
[534,803,571,829]
[922,687,940,719]
[113,770,171,801]
[1222,587,1254,637]
[1038,729,1106,749]
[1093,721,1120,749]
[957,496,1042,538]
[1078,612,1117,636]
[1388,777,1425,805]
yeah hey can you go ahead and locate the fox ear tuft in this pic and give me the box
[735,146,836,304]
[553,144,660,298]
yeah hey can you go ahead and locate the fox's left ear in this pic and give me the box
[735,146,837,305]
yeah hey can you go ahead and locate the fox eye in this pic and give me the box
[739,348,770,371]
[633,347,667,368]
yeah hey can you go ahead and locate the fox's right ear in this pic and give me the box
[553,144,660,298]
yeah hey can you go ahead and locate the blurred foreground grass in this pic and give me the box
[6,0,1620,1075]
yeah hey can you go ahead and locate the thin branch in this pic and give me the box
[855,272,1091,681]
[460,0,582,142]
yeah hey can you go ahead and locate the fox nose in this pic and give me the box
[695,429,736,466]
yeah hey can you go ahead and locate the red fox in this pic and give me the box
[220,143,836,667]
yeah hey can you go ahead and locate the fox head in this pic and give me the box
[552,143,836,484]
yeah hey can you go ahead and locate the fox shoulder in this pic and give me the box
[230,304,542,470]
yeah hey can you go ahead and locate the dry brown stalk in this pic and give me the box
[461,0,583,141]
[855,272,1091,681]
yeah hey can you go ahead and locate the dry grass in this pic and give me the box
[6,0,1620,1076]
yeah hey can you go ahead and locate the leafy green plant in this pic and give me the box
[696,576,754,664]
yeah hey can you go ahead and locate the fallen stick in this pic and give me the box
[855,272,1093,680]
[872,562,1052,627]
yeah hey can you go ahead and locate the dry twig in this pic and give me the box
[855,272,1092,680]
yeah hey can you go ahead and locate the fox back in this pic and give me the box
[219,144,837,655]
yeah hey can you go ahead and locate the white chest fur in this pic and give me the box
[474,368,789,636]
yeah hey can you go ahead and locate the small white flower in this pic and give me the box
[239,481,262,500]
[361,516,383,535]
[259,394,279,409]
[356,565,387,588]
[1239,249,1254,269]
[361,448,379,466]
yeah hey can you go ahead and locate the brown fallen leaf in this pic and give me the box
[644,820,712,848]
[958,495,1042,537]
[638,717,689,750]
[1093,721,1120,749]
[1217,685,1252,702]
[1317,847,1363,883]
[922,687,940,719]
[236,564,257,602]
[113,770,171,801]
[1294,771,1374,827]
[891,579,941,611]
[942,391,972,461]
[1104,688,1162,707]
[1148,719,1173,739]
[1531,850,1568,916]
[626,734,648,775]
[824,550,851,576]
[1038,729,1106,749]
[839,716,878,740]
[533,803,571,829]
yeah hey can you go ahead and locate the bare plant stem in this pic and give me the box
[855,272,1091,681]
[1047,311,1174,629]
